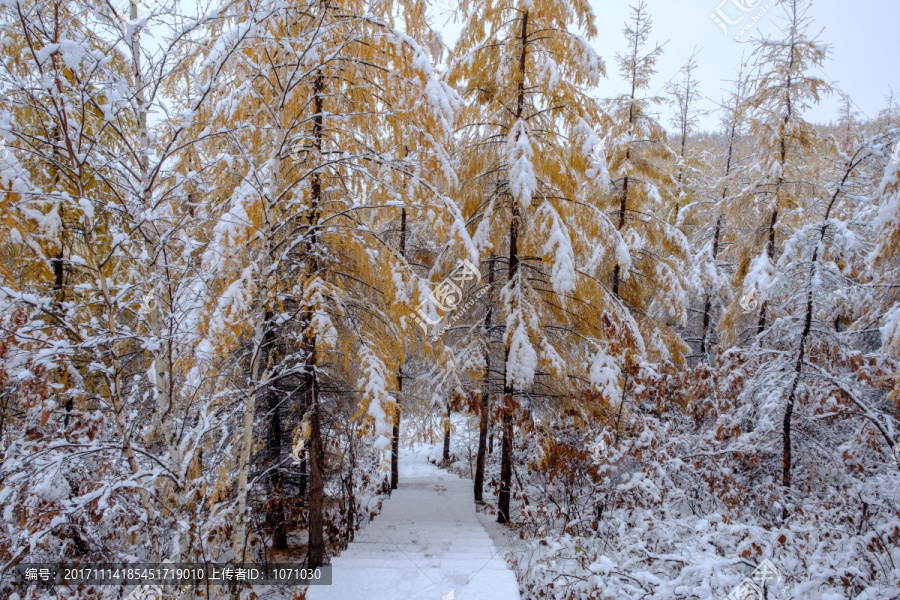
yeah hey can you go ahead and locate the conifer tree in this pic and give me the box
[680,63,750,361]
[0,0,256,568]
[666,49,705,223]
[868,130,900,381]
[729,0,831,339]
[450,0,656,523]
[604,1,689,362]
[211,0,465,565]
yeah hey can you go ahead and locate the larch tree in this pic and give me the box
[867,129,900,410]
[666,49,705,224]
[604,1,689,364]
[715,1,894,505]
[679,63,750,362]
[728,0,830,340]
[0,0,255,574]
[210,0,466,567]
[450,0,654,523]
[722,127,900,517]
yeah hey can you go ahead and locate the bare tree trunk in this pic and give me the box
[306,368,325,568]
[264,314,287,550]
[50,125,67,306]
[498,198,520,524]
[757,207,778,335]
[613,29,640,298]
[391,208,406,490]
[497,403,513,524]
[474,260,494,502]
[612,176,628,297]
[498,9,527,525]
[700,215,722,359]
[700,113,737,360]
[442,404,451,462]
[782,153,850,493]
[232,142,281,568]
[780,143,874,515]
[391,371,401,490]
[759,47,793,337]
[306,71,326,570]
[474,357,490,503]
[233,313,268,562]
[344,432,356,540]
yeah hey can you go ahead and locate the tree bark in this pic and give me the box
[498,9,527,525]
[757,207,778,335]
[306,372,325,568]
[700,215,722,359]
[613,21,640,298]
[499,198,520,524]
[700,112,737,360]
[780,142,866,511]
[498,208,518,523]
[782,152,850,491]
[232,318,266,562]
[474,355,491,503]
[345,434,356,540]
[497,405,513,524]
[391,370,401,490]
[474,382,488,502]
[306,71,326,569]
[231,174,279,566]
[612,177,628,297]
[264,314,287,550]
[442,404,451,462]
[474,260,495,502]
[391,208,406,490]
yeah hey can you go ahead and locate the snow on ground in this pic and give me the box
[307,444,521,600]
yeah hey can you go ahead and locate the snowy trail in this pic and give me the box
[307,445,521,600]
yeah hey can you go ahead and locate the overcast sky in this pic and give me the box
[432,0,899,131]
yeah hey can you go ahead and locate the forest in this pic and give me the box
[0,0,898,598]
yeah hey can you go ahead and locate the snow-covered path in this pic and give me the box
[307,445,521,600]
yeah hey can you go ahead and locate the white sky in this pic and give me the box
[431,0,899,131]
